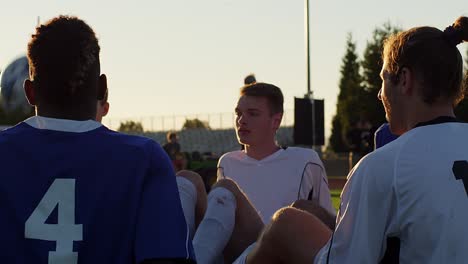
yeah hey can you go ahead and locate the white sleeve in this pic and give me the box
[299,162,335,215]
[216,156,226,181]
[315,155,399,264]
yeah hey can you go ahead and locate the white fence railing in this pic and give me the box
[102,109,294,132]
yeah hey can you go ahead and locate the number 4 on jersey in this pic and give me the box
[452,161,468,196]
[25,179,83,264]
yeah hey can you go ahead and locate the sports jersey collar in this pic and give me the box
[243,148,284,163]
[24,116,102,132]
[414,116,460,128]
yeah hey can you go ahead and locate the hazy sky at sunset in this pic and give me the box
[1,0,466,138]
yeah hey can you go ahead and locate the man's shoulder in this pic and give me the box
[104,130,162,153]
[1,123,160,155]
[350,140,402,184]
[219,150,244,161]
[282,147,321,163]
[0,122,34,143]
[375,123,389,134]
[284,146,317,154]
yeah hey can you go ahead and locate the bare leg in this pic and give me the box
[176,170,207,229]
[246,207,332,264]
[212,179,265,264]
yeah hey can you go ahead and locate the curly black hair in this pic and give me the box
[27,15,101,109]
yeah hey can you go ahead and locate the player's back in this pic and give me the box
[0,117,192,263]
[389,122,468,263]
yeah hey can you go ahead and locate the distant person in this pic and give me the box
[234,16,468,264]
[163,131,181,159]
[0,16,195,264]
[163,131,186,171]
[217,82,335,223]
[374,122,399,149]
[347,119,374,154]
[95,86,109,122]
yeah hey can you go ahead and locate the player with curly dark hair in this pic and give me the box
[0,16,195,264]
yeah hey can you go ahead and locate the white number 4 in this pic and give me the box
[25,179,83,264]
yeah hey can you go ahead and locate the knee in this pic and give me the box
[271,207,302,227]
[257,207,301,249]
[212,178,242,197]
[176,170,205,193]
[270,207,311,239]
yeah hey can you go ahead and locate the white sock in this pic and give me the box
[176,176,197,239]
[193,187,236,264]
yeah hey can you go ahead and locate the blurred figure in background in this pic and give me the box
[374,122,399,149]
[163,131,186,171]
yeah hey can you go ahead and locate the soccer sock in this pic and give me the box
[193,187,237,264]
[176,176,197,239]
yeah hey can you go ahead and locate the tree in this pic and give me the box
[329,33,365,152]
[360,23,401,128]
[182,118,210,129]
[328,115,347,152]
[118,121,144,133]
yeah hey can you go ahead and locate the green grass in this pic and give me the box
[331,189,342,211]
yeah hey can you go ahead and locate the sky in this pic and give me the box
[0,0,467,139]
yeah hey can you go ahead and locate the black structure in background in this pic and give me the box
[294,97,325,146]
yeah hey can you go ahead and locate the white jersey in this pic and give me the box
[217,147,334,223]
[315,121,468,264]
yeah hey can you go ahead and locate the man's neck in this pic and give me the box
[244,143,280,161]
[36,108,95,121]
[405,102,455,131]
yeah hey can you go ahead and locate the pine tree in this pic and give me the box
[329,33,363,152]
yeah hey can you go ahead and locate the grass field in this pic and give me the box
[331,189,342,211]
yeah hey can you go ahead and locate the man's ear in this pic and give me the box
[399,67,414,96]
[97,74,107,100]
[102,102,110,117]
[272,112,283,130]
[24,79,36,106]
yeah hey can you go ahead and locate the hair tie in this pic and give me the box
[443,25,463,46]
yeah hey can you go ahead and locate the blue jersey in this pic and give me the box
[374,123,398,149]
[0,116,195,263]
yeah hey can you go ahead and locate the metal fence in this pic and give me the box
[103,109,294,132]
